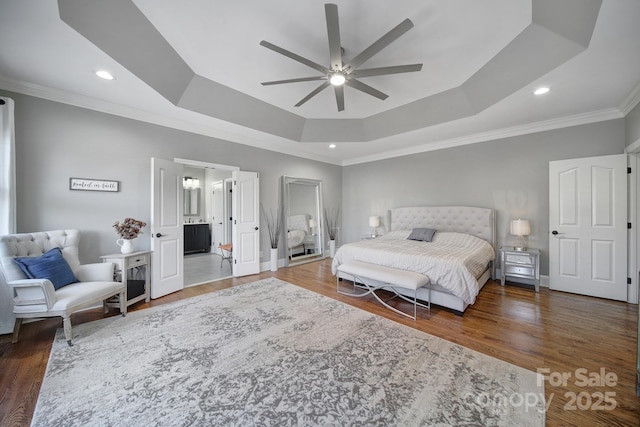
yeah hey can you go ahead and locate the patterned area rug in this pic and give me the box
[33,278,545,426]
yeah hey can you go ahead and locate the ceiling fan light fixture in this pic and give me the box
[329,73,346,86]
[260,4,421,110]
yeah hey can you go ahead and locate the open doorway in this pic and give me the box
[180,162,233,287]
[152,158,259,298]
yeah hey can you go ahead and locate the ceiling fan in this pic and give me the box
[260,3,423,112]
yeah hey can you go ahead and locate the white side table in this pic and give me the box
[500,247,540,292]
[101,250,151,307]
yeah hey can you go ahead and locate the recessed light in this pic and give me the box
[329,144,336,149]
[96,70,114,80]
[534,87,550,95]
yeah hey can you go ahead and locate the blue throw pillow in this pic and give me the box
[14,247,78,290]
[407,228,437,242]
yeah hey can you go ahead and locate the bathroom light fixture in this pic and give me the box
[510,219,531,251]
[96,70,114,80]
[183,177,200,188]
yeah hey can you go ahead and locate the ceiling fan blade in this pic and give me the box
[325,4,342,71]
[353,64,423,78]
[260,40,329,74]
[261,76,327,86]
[346,79,388,101]
[346,18,414,69]
[334,85,345,111]
[294,81,331,107]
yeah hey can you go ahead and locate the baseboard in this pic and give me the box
[495,268,549,288]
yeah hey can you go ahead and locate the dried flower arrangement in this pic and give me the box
[113,217,147,240]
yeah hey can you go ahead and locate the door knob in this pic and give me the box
[254,227,259,231]
[551,230,563,235]
[155,233,164,238]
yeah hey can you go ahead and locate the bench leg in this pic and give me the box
[337,273,430,320]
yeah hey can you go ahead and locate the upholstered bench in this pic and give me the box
[336,261,431,319]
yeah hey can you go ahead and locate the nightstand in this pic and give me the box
[500,247,540,292]
[101,251,151,307]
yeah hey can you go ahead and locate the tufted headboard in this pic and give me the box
[386,206,496,248]
[287,214,310,233]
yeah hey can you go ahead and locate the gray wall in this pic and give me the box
[341,119,626,275]
[3,90,342,264]
[626,102,640,148]
[1,87,630,276]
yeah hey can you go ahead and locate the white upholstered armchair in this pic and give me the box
[0,229,126,346]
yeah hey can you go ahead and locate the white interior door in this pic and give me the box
[211,181,224,250]
[549,154,627,301]
[232,171,260,276]
[150,158,184,298]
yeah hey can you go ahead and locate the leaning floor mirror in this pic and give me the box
[282,176,324,266]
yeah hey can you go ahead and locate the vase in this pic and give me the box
[270,248,278,272]
[116,238,135,254]
[329,240,336,258]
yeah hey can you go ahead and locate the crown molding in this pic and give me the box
[619,80,640,116]
[0,76,343,166]
[0,76,626,168]
[342,108,624,166]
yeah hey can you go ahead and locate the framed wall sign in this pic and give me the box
[69,178,120,192]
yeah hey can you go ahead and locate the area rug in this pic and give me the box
[32,278,545,426]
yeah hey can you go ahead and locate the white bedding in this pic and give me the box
[331,230,495,305]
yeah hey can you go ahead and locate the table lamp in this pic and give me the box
[510,219,530,251]
[369,216,380,238]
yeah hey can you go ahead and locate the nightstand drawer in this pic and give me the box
[504,253,535,265]
[504,265,535,277]
[126,255,147,268]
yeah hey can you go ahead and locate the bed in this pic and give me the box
[287,214,310,257]
[331,206,496,314]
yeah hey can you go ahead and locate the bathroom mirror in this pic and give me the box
[282,176,324,266]
[183,188,201,216]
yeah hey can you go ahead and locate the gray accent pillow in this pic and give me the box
[407,228,437,242]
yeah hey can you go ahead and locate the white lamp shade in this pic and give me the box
[510,219,531,236]
[369,216,380,228]
[309,219,317,228]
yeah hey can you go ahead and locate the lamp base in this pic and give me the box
[513,246,527,251]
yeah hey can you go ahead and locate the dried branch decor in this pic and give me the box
[324,207,340,241]
[261,202,284,249]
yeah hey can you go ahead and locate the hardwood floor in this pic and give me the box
[1,258,638,426]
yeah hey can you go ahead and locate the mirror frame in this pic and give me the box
[282,176,324,266]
